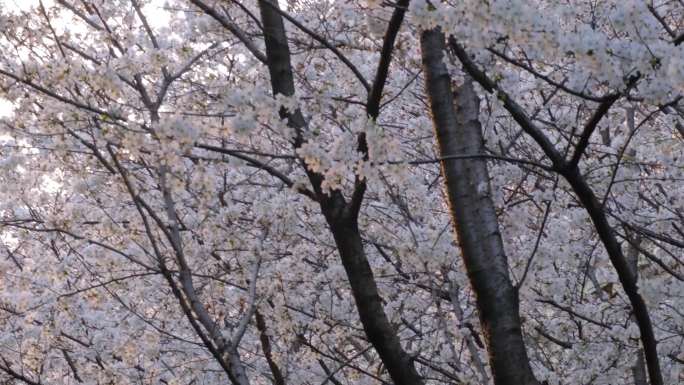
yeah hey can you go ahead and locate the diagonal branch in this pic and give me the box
[107,146,246,385]
[447,37,565,167]
[0,68,123,121]
[254,311,286,385]
[258,0,370,92]
[568,93,622,169]
[188,0,267,63]
[488,47,613,102]
[366,0,409,118]
[349,0,409,217]
[195,143,317,200]
[448,36,663,385]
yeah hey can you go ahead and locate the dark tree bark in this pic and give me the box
[255,311,286,385]
[420,28,541,385]
[447,36,663,385]
[323,212,424,385]
[257,2,423,384]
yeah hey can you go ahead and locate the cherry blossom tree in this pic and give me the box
[0,1,682,385]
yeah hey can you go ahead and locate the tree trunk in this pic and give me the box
[257,2,423,384]
[420,28,541,385]
[324,212,424,385]
[448,36,664,385]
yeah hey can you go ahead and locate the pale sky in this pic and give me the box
[2,0,52,11]
[0,0,171,118]
[0,100,12,119]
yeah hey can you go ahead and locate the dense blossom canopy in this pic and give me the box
[0,1,682,385]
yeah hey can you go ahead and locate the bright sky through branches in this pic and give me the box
[0,1,682,385]
[0,0,171,117]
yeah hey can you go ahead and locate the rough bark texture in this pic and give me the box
[448,37,664,385]
[258,2,423,384]
[324,213,424,385]
[420,28,540,385]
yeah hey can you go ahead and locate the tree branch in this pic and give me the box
[188,0,267,63]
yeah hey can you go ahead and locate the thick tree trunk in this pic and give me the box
[420,28,540,385]
[448,37,664,385]
[325,212,424,385]
[257,2,423,384]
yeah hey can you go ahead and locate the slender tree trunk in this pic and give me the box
[420,28,541,385]
[447,281,490,384]
[257,2,423,384]
[624,107,648,385]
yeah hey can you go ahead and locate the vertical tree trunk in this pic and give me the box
[420,28,540,385]
[448,37,663,385]
[324,214,425,385]
[257,2,423,384]
[624,107,648,385]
